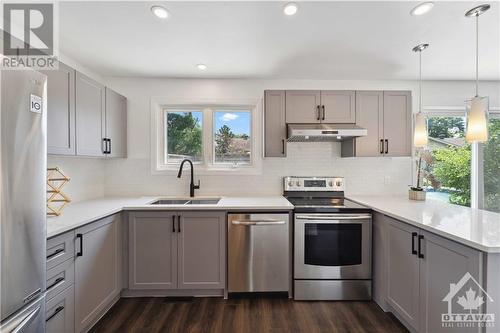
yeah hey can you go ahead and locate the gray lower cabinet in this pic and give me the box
[74,214,122,332]
[45,285,75,333]
[128,211,226,291]
[418,230,482,333]
[386,216,421,331]
[380,215,483,333]
[104,88,127,158]
[43,62,76,155]
[264,90,286,157]
[128,212,177,289]
[75,72,106,157]
[177,211,225,289]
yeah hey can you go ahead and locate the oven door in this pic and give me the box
[294,213,372,280]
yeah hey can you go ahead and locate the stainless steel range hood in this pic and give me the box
[287,124,367,142]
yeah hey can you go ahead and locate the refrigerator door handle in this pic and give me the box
[22,288,41,304]
[11,306,41,333]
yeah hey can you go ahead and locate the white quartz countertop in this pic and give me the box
[347,195,500,253]
[46,196,293,238]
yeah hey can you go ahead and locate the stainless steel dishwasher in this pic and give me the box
[228,213,289,293]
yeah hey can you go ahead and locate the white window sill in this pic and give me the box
[152,164,262,176]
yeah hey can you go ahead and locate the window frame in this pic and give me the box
[151,97,262,175]
[421,106,500,210]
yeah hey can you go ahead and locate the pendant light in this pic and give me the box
[412,43,429,147]
[465,4,490,143]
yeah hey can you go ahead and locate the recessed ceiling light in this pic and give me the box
[196,64,207,71]
[410,2,434,16]
[283,2,298,16]
[151,5,169,19]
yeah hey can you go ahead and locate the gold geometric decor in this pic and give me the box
[47,167,71,217]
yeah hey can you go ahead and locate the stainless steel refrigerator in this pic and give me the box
[1,69,47,332]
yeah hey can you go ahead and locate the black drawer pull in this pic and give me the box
[47,277,64,291]
[380,139,384,154]
[385,139,389,154]
[411,232,418,255]
[172,215,176,233]
[76,234,83,257]
[46,248,64,260]
[46,306,64,322]
[316,105,320,120]
[418,235,424,258]
[177,215,181,233]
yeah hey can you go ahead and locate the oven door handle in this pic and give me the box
[295,214,371,220]
[232,220,286,225]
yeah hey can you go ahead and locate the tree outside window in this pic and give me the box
[165,111,203,163]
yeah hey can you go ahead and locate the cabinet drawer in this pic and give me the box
[46,285,75,333]
[46,259,74,301]
[47,231,75,269]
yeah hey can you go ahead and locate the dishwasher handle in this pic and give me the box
[231,219,286,226]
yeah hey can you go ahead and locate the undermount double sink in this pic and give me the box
[150,198,221,205]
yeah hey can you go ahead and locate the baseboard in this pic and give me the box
[121,289,224,297]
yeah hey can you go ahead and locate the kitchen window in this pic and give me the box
[421,110,499,212]
[153,101,259,174]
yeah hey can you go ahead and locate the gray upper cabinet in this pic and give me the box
[351,91,384,157]
[264,90,286,157]
[44,62,76,155]
[75,72,105,157]
[285,90,321,123]
[105,88,127,158]
[385,216,421,332]
[383,91,412,157]
[74,215,122,332]
[341,90,411,157]
[177,211,225,290]
[320,90,355,123]
[128,212,177,290]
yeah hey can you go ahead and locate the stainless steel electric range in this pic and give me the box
[284,176,372,301]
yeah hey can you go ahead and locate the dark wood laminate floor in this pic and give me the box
[90,297,408,333]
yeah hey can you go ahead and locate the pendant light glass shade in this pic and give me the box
[465,4,490,143]
[414,113,428,147]
[465,96,489,142]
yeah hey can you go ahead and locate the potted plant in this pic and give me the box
[409,152,426,201]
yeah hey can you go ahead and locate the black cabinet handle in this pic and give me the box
[316,105,320,120]
[177,215,181,233]
[380,139,384,154]
[46,306,64,322]
[385,139,389,154]
[47,277,64,291]
[76,234,83,257]
[418,235,424,258]
[281,139,285,155]
[102,138,107,154]
[411,232,418,255]
[172,215,176,233]
[108,138,112,155]
[321,105,325,121]
[46,248,64,260]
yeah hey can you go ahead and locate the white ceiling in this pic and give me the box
[59,1,500,80]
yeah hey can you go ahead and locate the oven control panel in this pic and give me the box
[284,176,345,192]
